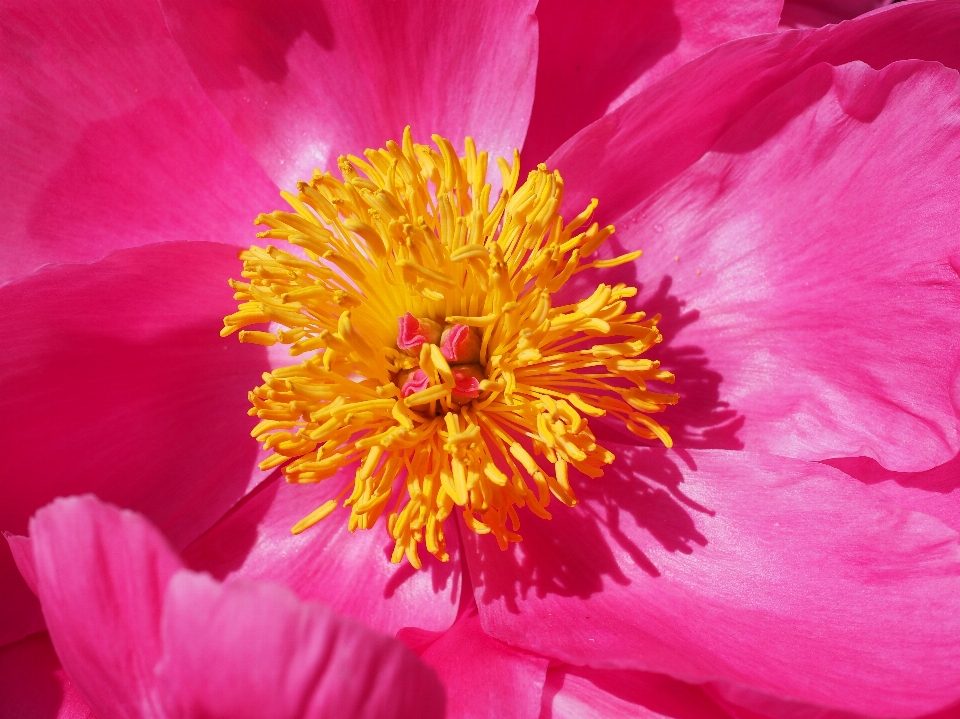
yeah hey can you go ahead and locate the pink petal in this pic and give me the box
[30,495,183,719]
[184,472,461,637]
[0,535,43,647]
[543,666,733,719]
[159,0,538,188]
[522,0,782,166]
[553,0,960,227]
[0,242,269,553]
[156,572,445,719]
[0,0,278,285]
[464,447,960,717]
[6,532,36,596]
[566,58,960,471]
[0,632,95,719]
[421,611,548,719]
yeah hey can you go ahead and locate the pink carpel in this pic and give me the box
[400,369,430,398]
[440,324,481,363]
[397,313,441,354]
[451,365,483,402]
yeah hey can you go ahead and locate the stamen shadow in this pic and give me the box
[592,273,745,452]
[464,446,712,614]
[461,272,741,610]
[382,531,460,601]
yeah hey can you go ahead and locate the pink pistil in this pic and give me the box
[451,365,484,401]
[397,312,441,354]
[400,368,430,398]
[440,324,481,363]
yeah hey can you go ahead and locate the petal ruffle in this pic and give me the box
[562,57,960,471]
[157,572,445,719]
[465,447,960,717]
[184,471,461,637]
[0,0,278,284]
[824,452,960,533]
[522,0,782,167]
[0,242,268,551]
[421,611,548,719]
[159,0,538,188]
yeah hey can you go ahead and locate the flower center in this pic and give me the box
[222,129,677,568]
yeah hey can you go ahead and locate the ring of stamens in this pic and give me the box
[223,128,678,568]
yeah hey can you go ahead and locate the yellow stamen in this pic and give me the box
[224,129,678,566]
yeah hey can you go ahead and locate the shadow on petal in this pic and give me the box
[161,0,335,88]
[0,243,266,549]
[824,451,960,494]
[463,267,735,610]
[464,446,716,612]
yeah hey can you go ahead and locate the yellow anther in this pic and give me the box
[238,330,278,346]
[404,385,451,407]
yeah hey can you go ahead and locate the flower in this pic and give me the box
[7,494,445,719]
[3,0,960,717]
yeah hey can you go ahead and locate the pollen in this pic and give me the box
[222,129,678,568]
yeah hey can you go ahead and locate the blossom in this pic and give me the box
[3,0,960,717]
[7,494,444,718]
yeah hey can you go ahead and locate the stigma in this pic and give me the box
[222,128,677,568]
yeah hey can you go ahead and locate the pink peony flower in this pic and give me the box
[3,0,960,717]
[5,495,445,719]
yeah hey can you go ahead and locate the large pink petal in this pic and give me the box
[0,0,278,285]
[522,0,782,168]
[0,632,95,719]
[159,0,538,189]
[156,572,445,719]
[542,665,733,719]
[30,496,183,719]
[464,447,960,717]
[420,611,548,719]
[553,0,960,225]
[0,242,269,557]
[567,59,960,471]
[184,471,461,637]
[0,241,267,646]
